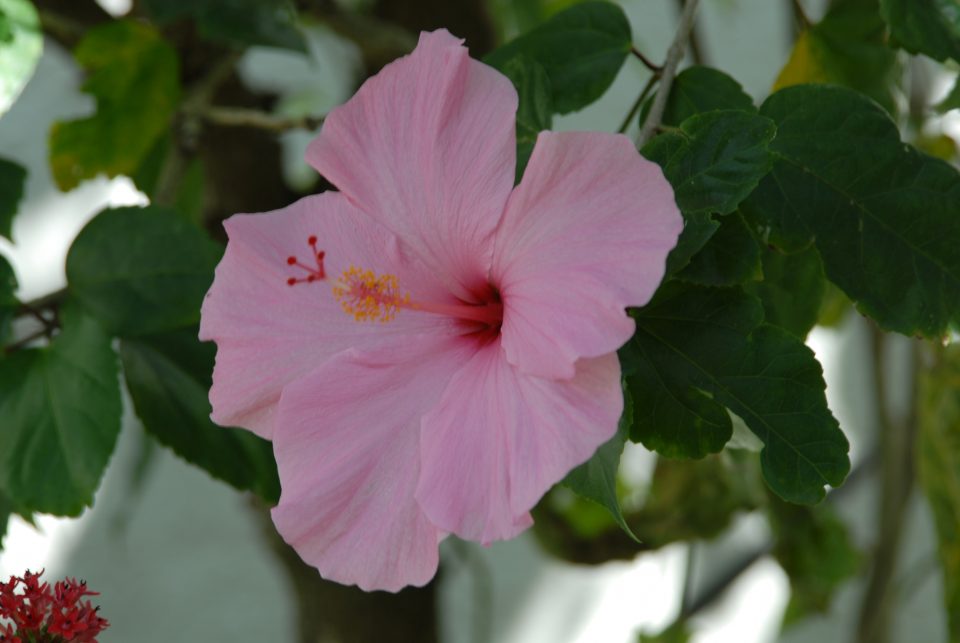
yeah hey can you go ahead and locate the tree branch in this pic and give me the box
[196,107,324,133]
[636,0,702,147]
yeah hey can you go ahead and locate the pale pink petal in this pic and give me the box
[416,343,623,544]
[199,192,457,439]
[271,336,477,592]
[307,30,517,300]
[492,132,682,379]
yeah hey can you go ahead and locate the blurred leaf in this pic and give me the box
[66,206,221,337]
[141,0,305,52]
[628,284,849,504]
[642,110,775,276]
[563,386,639,542]
[769,496,860,624]
[0,156,26,240]
[49,21,179,191]
[634,452,763,546]
[485,1,632,114]
[677,212,761,286]
[501,55,553,182]
[642,110,776,218]
[747,244,826,338]
[817,281,852,328]
[775,0,899,113]
[641,65,756,128]
[0,253,16,344]
[937,74,960,113]
[0,304,121,516]
[880,0,960,63]
[0,490,10,551]
[638,622,691,643]
[743,84,960,339]
[0,0,41,115]
[120,327,280,503]
[917,344,960,641]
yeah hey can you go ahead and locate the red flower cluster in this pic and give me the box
[0,570,108,642]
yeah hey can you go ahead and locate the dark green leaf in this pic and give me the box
[629,284,849,504]
[642,65,756,128]
[0,253,16,344]
[743,84,960,339]
[918,345,960,641]
[0,156,26,240]
[0,490,10,551]
[120,327,280,503]
[775,0,899,114]
[677,212,761,286]
[642,110,776,217]
[638,622,691,643]
[769,495,860,624]
[664,212,720,277]
[0,304,121,515]
[747,244,826,338]
[563,386,638,542]
[485,1,632,114]
[140,0,306,52]
[49,20,179,191]
[0,0,41,115]
[880,0,960,63]
[501,55,553,182]
[66,206,221,337]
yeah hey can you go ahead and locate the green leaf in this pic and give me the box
[768,494,860,625]
[501,55,553,182]
[0,156,26,241]
[49,20,180,191]
[775,0,899,114]
[562,385,639,542]
[743,84,960,339]
[880,0,960,63]
[628,284,849,504]
[677,212,761,286]
[917,344,960,641]
[485,1,632,114]
[140,0,306,52]
[0,304,121,515]
[641,65,756,128]
[747,244,826,338]
[0,253,16,344]
[642,110,775,276]
[642,110,776,218]
[66,206,221,337]
[0,0,41,115]
[0,490,11,551]
[120,327,280,503]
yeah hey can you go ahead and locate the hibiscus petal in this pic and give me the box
[271,336,476,592]
[307,30,517,300]
[492,132,682,379]
[416,343,622,544]
[199,192,455,439]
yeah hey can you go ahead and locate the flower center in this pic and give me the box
[284,235,503,327]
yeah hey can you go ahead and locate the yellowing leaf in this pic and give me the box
[49,20,179,191]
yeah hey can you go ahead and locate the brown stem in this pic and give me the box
[856,328,919,643]
[194,106,324,132]
[617,72,660,134]
[631,46,663,72]
[636,0,702,147]
[250,500,438,643]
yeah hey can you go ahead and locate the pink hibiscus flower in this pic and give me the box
[199,29,681,591]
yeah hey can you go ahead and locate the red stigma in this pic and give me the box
[284,234,326,286]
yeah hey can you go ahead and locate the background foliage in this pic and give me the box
[0,0,958,641]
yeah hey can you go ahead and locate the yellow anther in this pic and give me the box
[332,265,407,323]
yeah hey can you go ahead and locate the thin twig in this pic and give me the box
[631,46,662,72]
[617,73,659,134]
[4,327,50,354]
[197,106,325,132]
[673,0,706,65]
[636,0,702,147]
[790,0,811,31]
